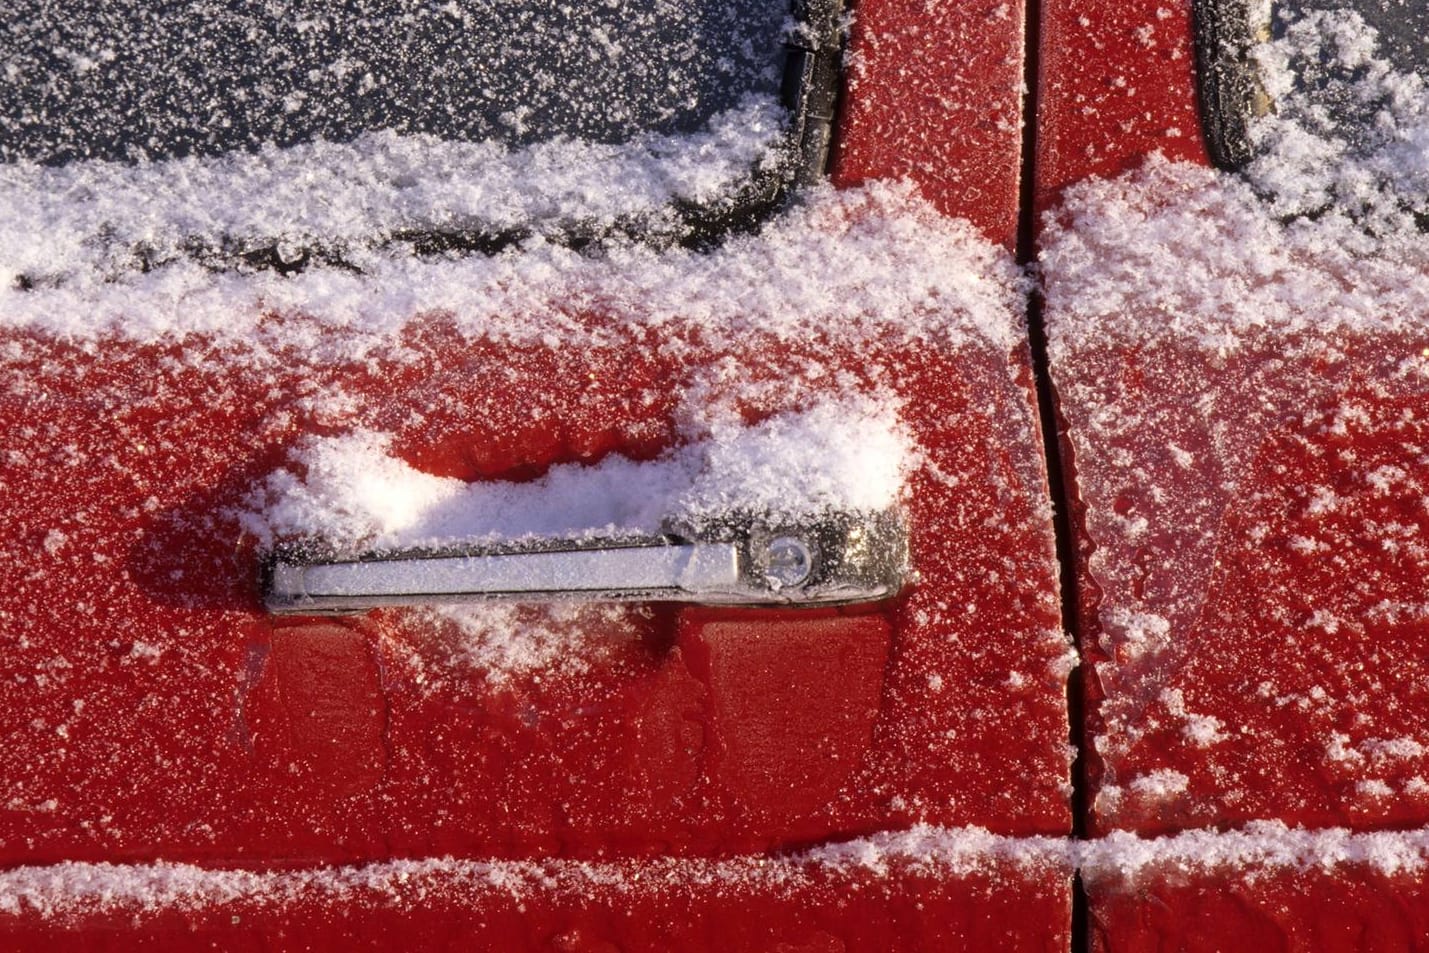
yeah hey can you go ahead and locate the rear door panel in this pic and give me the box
[1035,0,1429,945]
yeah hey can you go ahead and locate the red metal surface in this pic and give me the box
[0,327,1067,865]
[0,1,1068,933]
[831,0,1028,247]
[1061,335,1429,836]
[1088,862,1429,952]
[0,853,1072,952]
[1033,0,1208,213]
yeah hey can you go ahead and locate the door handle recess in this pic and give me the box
[263,509,908,615]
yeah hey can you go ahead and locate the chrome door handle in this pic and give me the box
[263,509,908,614]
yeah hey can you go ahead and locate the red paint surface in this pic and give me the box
[677,612,891,828]
[1057,332,1429,837]
[1089,866,1429,952]
[831,0,1027,248]
[249,623,388,800]
[1033,0,1208,214]
[0,328,1066,867]
[1,858,1072,952]
[0,330,1067,941]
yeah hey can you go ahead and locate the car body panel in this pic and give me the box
[1055,331,1429,836]
[0,327,1069,862]
[1035,0,1429,946]
[1033,0,1206,213]
[0,842,1073,952]
[832,0,1027,248]
[0,0,1073,945]
[1084,829,1429,952]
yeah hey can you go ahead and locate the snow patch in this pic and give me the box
[1044,10,1429,351]
[1128,769,1190,800]
[1102,609,1172,662]
[1,181,1026,360]
[245,399,913,551]
[1084,821,1429,883]
[1160,689,1227,748]
[0,99,786,289]
[17,822,1429,918]
[0,825,1073,921]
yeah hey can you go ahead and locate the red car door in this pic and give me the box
[1036,0,1429,947]
[0,0,1071,948]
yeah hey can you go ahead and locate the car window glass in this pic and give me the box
[1270,0,1428,127]
[0,0,786,164]
[1254,0,1428,228]
[1283,0,1429,75]
[0,1,844,283]
[1194,0,1427,230]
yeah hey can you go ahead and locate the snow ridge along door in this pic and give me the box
[0,0,1070,948]
[1037,0,1429,947]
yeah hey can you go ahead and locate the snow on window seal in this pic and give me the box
[1192,0,1429,237]
[1,0,845,286]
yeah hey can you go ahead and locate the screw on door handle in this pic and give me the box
[262,509,908,615]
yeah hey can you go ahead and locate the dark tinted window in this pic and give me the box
[0,0,786,164]
[1314,0,1429,73]
[1195,0,1427,171]
[1273,0,1428,125]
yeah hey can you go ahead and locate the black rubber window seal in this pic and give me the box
[1191,0,1261,170]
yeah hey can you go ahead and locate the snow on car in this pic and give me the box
[0,0,1072,948]
[4,0,1426,947]
[1040,0,1429,946]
